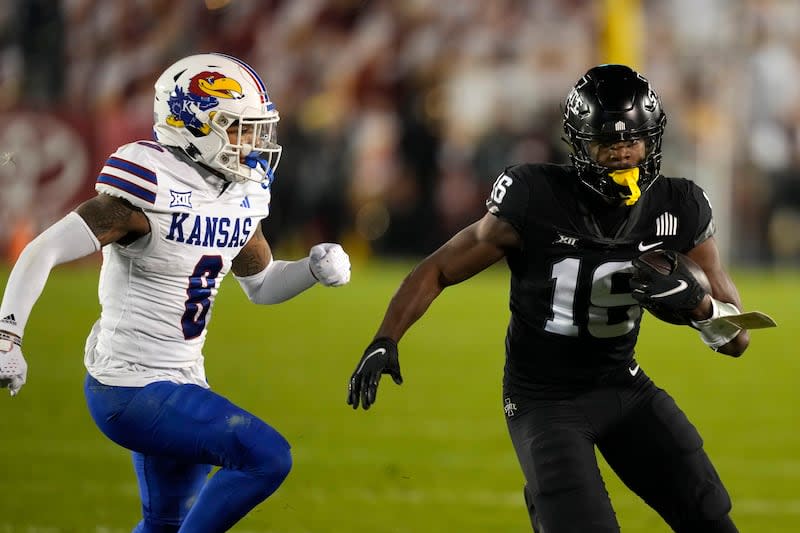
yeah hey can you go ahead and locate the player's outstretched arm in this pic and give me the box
[0,193,149,396]
[347,213,521,410]
[233,225,350,304]
[686,237,750,357]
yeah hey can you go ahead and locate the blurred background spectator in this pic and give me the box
[1,0,799,266]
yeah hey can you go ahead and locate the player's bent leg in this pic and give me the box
[129,455,213,533]
[599,384,737,533]
[507,401,620,533]
[179,411,292,532]
[84,375,292,533]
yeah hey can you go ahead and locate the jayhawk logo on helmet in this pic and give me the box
[166,71,244,136]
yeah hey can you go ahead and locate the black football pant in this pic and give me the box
[506,364,737,533]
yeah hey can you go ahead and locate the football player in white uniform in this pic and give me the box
[0,53,351,532]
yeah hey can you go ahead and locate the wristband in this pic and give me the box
[690,297,741,351]
[0,330,21,347]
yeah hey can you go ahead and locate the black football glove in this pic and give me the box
[630,250,708,313]
[347,337,403,410]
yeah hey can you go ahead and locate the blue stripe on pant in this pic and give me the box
[84,375,292,533]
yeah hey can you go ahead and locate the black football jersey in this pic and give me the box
[486,163,714,394]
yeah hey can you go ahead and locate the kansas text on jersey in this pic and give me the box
[85,140,271,387]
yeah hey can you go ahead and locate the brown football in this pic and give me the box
[634,250,711,325]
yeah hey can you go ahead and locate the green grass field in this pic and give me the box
[0,261,797,532]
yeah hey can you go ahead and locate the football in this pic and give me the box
[632,249,711,325]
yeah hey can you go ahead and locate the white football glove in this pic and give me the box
[0,332,27,397]
[309,243,351,287]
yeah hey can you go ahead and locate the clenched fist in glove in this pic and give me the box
[630,249,711,324]
[0,331,27,397]
[309,243,351,287]
[347,337,403,410]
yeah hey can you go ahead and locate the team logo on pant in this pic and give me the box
[504,397,518,418]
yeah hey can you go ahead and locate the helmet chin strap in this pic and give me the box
[608,167,641,206]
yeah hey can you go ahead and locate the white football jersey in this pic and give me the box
[84,140,271,387]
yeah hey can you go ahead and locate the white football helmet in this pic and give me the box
[153,53,281,185]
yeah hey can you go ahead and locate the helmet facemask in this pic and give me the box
[210,112,281,185]
[569,130,664,206]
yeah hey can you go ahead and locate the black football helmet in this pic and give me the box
[563,64,666,206]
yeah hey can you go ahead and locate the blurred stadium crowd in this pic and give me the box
[1,0,800,265]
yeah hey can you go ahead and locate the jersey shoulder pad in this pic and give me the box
[652,175,691,192]
[486,163,573,233]
[96,141,163,208]
[683,178,713,209]
[489,163,565,197]
[504,162,567,181]
[654,177,712,215]
[486,165,531,213]
[651,176,715,246]
[505,163,574,197]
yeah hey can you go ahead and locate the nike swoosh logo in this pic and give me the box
[356,348,386,373]
[638,240,664,251]
[650,280,688,298]
[629,364,640,376]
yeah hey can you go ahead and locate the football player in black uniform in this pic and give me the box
[347,64,750,532]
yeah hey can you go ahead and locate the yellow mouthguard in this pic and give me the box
[609,167,641,205]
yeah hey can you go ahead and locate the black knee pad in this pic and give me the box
[670,458,734,532]
[693,479,733,523]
